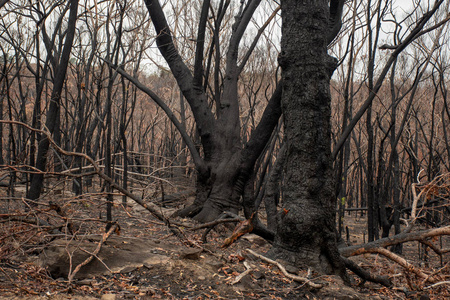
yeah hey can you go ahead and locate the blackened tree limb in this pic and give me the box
[219,0,262,133]
[143,0,216,156]
[231,0,262,50]
[105,61,206,173]
[340,225,450,257]
[0,0,9,10]
[193,0,210,88]
[328,0,345,44]
[231,83,282,202]
[27,0,79,201]
[240,83,282,173]
[238,5,280,74]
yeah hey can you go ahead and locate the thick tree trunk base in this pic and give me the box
[267,246,330,274]
[193,202,238,223]
[175,202,239,223]
[174,204,202,218]
[267,243,349,283]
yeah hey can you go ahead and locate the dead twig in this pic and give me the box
[360,247,436,283]
[340,225,450,257]
[1,120,191,245]
[0,266,39,295]
[67,223,118,283]
[422,262,449,285]
[79,248,113,273]
[424,281,450,289]
[231,261,252,285]
[245,248,322,289]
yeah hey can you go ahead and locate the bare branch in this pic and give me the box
[143,0,216,145]
[333,0,445,159]
[67,223,118,283]
[238,5,280,74]
[340,225,450,258]
[100,59,206,173]
[328,0,345,44]
[341,256,391,287]
[357,247,433,282]
[246,248,323,289]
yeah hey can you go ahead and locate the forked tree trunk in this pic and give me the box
[191,156,242,223]
[27,0,79,201]
[268,0,347,279]
[141,0,285,223]
[176,83,283,223]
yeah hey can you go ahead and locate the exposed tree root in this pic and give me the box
[174,204,202,219]
[190,217,242,231]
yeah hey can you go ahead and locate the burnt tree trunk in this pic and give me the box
[140,0,283,223]
[268,0,347,278]
[27,0,79,201]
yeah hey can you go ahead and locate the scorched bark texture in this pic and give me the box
[268,0,347,278]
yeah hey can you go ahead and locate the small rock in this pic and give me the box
[179,248,202,260]
[205,259,224,270]
[285,265,299,274]
[198,276,206,280]
[139,287,156,296]
[252,270,265,280]
[77,279,94,285]
[143,255,170,268]
[242,234,268,246]
[101,293,116,300]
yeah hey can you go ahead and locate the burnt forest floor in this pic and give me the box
[1,180,450,300]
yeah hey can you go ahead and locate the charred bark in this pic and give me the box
[27,0,79,201]
[140,0,282,222]
[268,0,348,280]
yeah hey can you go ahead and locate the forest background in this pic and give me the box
[1,0,450,298]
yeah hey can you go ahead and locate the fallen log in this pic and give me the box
[339,225,450,257]
[341,257,391,287]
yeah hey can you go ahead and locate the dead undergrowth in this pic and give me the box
[1,178,450,299]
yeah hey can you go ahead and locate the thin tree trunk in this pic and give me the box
[27,0,79,201]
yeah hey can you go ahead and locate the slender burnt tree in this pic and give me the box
[27,0,79,201]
